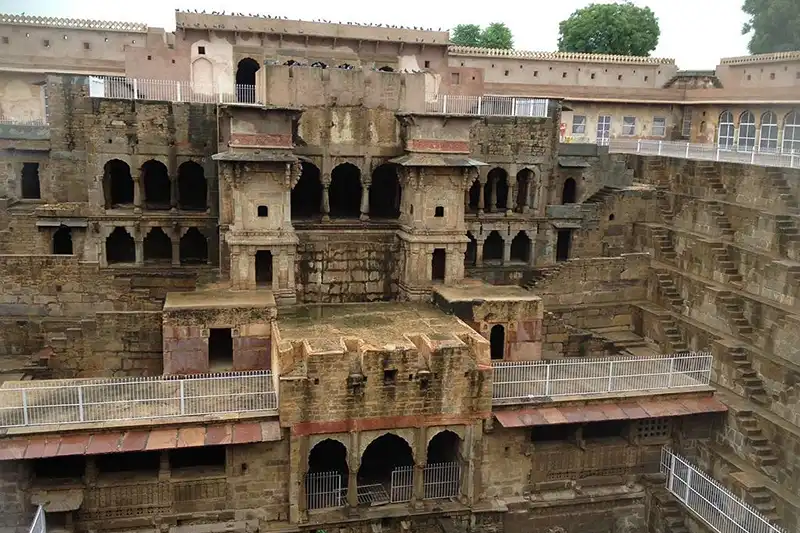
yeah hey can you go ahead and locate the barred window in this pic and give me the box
[652,117,667,137]
[622,116,637,136]
[572,115,587,134]
[636,417,671,440]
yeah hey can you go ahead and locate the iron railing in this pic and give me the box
[0,117,48,126]
[28,506,45,533]
[87,76,262,105]
[660,448,786,533]
[306,471,345,510]
[425,93,550,118]
[609,138,800,169]
[491,352,712,403]
[423,461,461,500]
[0,371,277,428]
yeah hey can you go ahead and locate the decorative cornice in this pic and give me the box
[720,50,800,66]
[447,45,675,65]
[0,13,148,32]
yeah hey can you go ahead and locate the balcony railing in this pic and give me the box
[0,117,48,126]
[28,506,45,533]
[610,138,800,169]
[491,352,712,403]
[88,76,262,105]
[660,448,786,533]
[0,371,277,429]
[425,93,550,118]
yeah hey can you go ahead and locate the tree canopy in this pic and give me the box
[451,23,514,49]
[742,0,800,54]
[557,2,660,57]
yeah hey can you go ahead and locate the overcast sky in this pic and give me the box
[1,0,751,70]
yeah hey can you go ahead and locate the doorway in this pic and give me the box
[208,328,233,371]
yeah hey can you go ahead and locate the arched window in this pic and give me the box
[52,225,72,255]
[516,168,533,212]
[483,168,508,212]
[141,160,171,209]
[358,434,414,504]
[291,162,323,219]
[103,159,134,208]
[483,230,504,262]
[143,227,172,263]
[467,179,481,213]
[717,111,735,149]
[738,111,756,151]
[760,112,779,151]
[180,228,208,264]
[424,431,462,500]
[783,111,800,154]
[490,324,505,360]
[510,231,531,262]
[329,163,362,218]
[235,58,260,103]
[106,227,135,264]
[369,164,401,219]
[465,232,477,267]
[562,178,577,204]
[306,439,348,510]
[556,229,572,262]
[177,161,207,210]
[21,163,41,199]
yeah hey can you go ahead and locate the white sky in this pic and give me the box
[0,0,752,70]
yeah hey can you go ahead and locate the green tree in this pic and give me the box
[480,22,514,49]
[742,0,800,54]
[451,24,482,47]
[557,2,660,56]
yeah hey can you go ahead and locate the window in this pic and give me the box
[257,205,268,217]
[562,72,567,78]
[533,71,538,77]
[618,74,623,81]
[43,39,50,47]
[583,420,627,440]
[531,424,576,443]
[590,73,596,80]
[622,116,636,136]
[738,111,757,150]
[759,111,779,151]
[450,72,460,85]
[147,55,152,60]
[596,115,612,145]
[198,45,206,55]
[635,418,671,441]
[717,111,735,148]
[21,162,41,199]
[424,60,430,68]
[784,111,800,153]
[383,369,397,385]
[644,75,649,82]
[652,117,667,137]
[770,73,775,80]
[1,36,8,44]
[681,109,692,138]
[83,42,90,50]
[504,70,509,76]
[572,115,586,134]
[434,206,444,217]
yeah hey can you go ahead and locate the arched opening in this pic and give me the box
[177,161,207,210]
[21,162,41,199]
[311,61,328,69]
[369,164,401,219]
[432,249,446,282]
[106,227,135,264]
[284,59,300,66]
[52,225,72,255]
[717,111,735,149]
[556,229,572,262]
[561,178,577,204]
[427,431,461,464]
[516,168,533,212]
[784,111,800,154]
[377,66,394,72]
[143,227,172,263]
[255,250,273,286]
[483,230,504,262]
[760,111,779,151]
[484,168,508,212]
[306,439,349,510]
[291,163,323,219]
[467,179,481,213]
[424,430,462,499]
[338,63,354,70]
[465,232,477,267]
[209,328,233,370]
[329,163,362,218]
[738,111,756,150]
[235,58,260,103]
[142,160,171,210]
[510,231,531,262]
[103,159,134,208]
[490,324,505,360]
[358,433,414,503]
[180,228,208,264]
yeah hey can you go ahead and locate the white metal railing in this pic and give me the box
[660,448,786,533]
[423,462,461,500]
[0,371,277,428]
[88,76,262,105]
[28,506,45,533]
[390,466,414,503]
[491,352,712,403]
[425,93,550,118]
[0,117,48,126]
[306,471,345,510]
[610,138,800,169]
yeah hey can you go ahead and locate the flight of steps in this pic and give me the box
[729,347,770,407]
[583,186,619,205]
[746,485,783,527]
[696,162,726,194]
[657,192,675,223]
[660,315,688,352]
[523,264,564,290]
[766,168,800,214]
[652,487,689,533]
[708,242,743,284]
[651,227,677,262]
[734,410,779,472]
[705,201,735,240]
[774,215,800,257]
[655,271,684,310]
[716,290,754,340]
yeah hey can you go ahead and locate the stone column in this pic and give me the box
[321,174,331,221]
[134,236,144,266]
[475,239,485,266]
[527,226,538,266]
[503,238,512,264]
[171,237,180,266]
[171,176,178,211]
[506,176,517,216]
[360,180,371,221]
[478,177,487,216]
[489,178,497,213]
[412,463,424,507]
[347,432,359,512]
[206,174,214,214]
[133,177,142,211]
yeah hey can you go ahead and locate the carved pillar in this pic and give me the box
[489,178,497,213]
[476,238,485,267]
[347,432,359,512]
[360,179,371,221]
[478,177,487,216]
[528,225,538,266]
[321,173,331,221]
[134,236,144,266]
[171,175,178,210]
[133,177,142,211]
[502,237,512,264]
[506,176,517,216]
[171,238,180,266]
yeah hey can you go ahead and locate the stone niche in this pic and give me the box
[162,289,277,374]
[433,280,544,361]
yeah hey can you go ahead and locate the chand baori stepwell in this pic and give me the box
[1,8,800,533]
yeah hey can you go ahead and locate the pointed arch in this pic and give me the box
[103,159,134,208]
[738,111,756,150]
[141,160,171,209]
[106,227,135,264]
[784,111,800,154]
[760,111,779,151]
[717,110,735,148]
[143,227,172,263]
[291,162,323,219]
[177,161,207,210]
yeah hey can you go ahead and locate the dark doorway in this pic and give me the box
[291,163,323,219]
[516,169,533,212]
[329,163,362,218]
[309,439,348,477]
[562,178,577,204]
[369,164,401,218]
[483,230,504,262]
[432,248,446,282]
[556,229,572,262]
[490,324,505,360]
[467,179,481,213]
[208,328,233,370]
[255,250,273,286]
[21,162,41,199]
[307,439,349,510]
[142,160,171,209]
[484,168,508,212]
[104,159,134,207]
[510,231,531,262]
[52,225,73,255]
[465,233,477,267]
[180,228,208,264]
[143,227,172,263]
[177,161,207,210]
[236,58,260,103]
[106,227,135,264]
[427,430,461,464]
[357,433,414,487]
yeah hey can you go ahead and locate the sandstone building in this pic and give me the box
[0,10,798,533]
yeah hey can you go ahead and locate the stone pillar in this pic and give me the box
[489,178,497,213]
[171,176,178,210]
[171,237,180,266]
[475,239,485,266]
[412,463,424,507]
[134,236,144,266]
[506,176,517,215]
[527,226,538,266]
[478,177,487,216]
[503,238,512,264]
[464,189,470,213]
[347,432,359,512]
[347,470,358,510]
[133,177,142,211]
[207,174,214,214]
[321,175,331,221]
[360,180,371,221]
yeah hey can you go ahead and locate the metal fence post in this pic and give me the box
[668,357,675,388]
[607,361,614,392]
[545,364,551,396]
[78,386,85,422]
[476,96,482,115]
[658,140,663,156]
[442,95,448,114]
[637,139,642,153]
[22,389,29,426]
[668,452,676,492]
[685,142,690,158]
[176,82,182,102]
[180,380,186,415]
[132,78,138,100]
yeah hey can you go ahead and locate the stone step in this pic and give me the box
[751,394,770,406]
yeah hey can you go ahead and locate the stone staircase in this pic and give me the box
[660,315,688,352]
[651,226,677,262]
[583,186,619,205]
[696,162,726,195]
[746,485,783,527]
[705,201,735,240]
[734,410,779,471]
[652,486,689,533]
[523,264,565,290]
[657,192,675,223]
[655,271,684,310]
[708,242,743,284]
[774,215,800,257]
[729,347,770,407]
[716,290,754,340]
[766,168,800,214]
